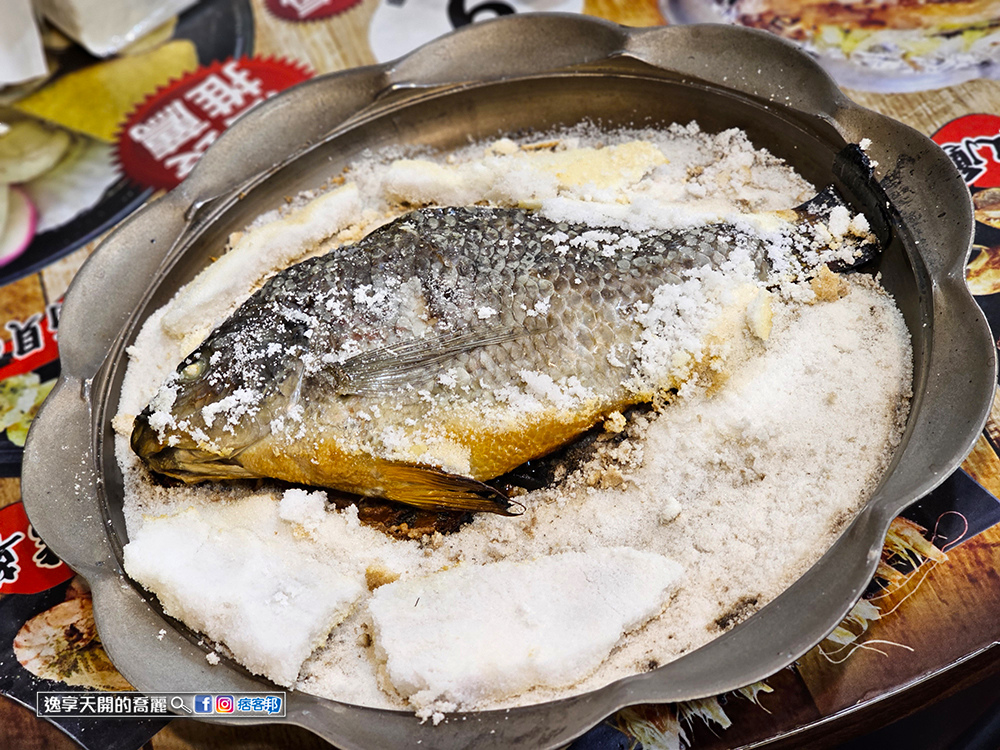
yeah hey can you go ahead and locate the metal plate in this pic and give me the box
[20,15,995,750]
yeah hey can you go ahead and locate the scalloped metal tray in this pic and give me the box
[21,14,995,750]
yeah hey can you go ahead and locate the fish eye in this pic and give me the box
[180,356,207,381]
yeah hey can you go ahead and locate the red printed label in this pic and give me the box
[0,502,73,594]
[0,301,59,381]
[932,114,1000,189]
[117,57,313,191]
[265,0,361,22]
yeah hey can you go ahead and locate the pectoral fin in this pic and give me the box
[331,325,530,395]
[377,463,521,516]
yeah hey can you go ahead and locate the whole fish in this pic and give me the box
[132,187,881,514]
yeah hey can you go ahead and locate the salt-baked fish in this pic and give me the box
[132,168,884,514]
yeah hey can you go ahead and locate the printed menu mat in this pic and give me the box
[1,1,999,748]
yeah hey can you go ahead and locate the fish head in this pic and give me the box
[131,327,305,482]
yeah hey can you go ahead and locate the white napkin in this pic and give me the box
[0,0,47,86]
[34,0,198,57]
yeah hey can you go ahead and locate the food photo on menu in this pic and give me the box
[1,2,1000,750]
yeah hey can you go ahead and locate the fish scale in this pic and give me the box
[132,202,875,514]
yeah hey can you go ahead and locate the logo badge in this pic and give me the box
[215,695,234,713]
[264,0,361,22]
[117,57,313,191]
[933,114,1000,188]
[193,695,214,714]
[0,503,72,594]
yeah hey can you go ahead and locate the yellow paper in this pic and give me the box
[13,39,198,142]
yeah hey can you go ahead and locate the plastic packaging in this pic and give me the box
[34,0,198,58]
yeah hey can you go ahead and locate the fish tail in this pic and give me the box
[378,463,524,516]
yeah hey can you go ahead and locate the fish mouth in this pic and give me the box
[131,410,257,483]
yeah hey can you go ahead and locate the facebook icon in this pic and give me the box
[193,695,214,714]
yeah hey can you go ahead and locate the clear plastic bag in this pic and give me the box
[0,0,47,85]
[34,0,198,57]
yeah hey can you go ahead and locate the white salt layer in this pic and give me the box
[384,141,668,209]
[115,125,912,716]
[279,488,329,533]
[368,548,683,713]
[123,502,364,686]
[160,182,361,340]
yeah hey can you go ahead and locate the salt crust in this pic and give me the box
[368,549,683,715]
[278,488,329,533]
[160,182,361,343]
[116,123,912,716]
[122,502,365,686]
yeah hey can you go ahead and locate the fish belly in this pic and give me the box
[235,394,641,512]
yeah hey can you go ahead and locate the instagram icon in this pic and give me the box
[215,695,234,714]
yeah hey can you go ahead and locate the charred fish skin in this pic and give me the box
[133,201,878,513]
